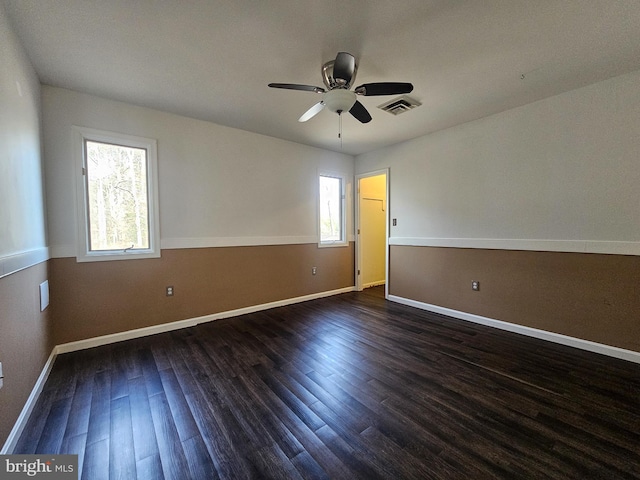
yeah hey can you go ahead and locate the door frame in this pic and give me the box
[355,168,389,297]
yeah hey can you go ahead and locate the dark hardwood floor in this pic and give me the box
[15,287,640,479]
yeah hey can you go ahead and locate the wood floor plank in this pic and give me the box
[60,370,93,446]
[85,370,111,447]
[252,363,326,432]
[290,450,331,480]
[109,395,137,479]
[128,375,160,462]
[231,372,306,459]
[34,396,73,454]
[13,286,640,479]
[60,433,87,478]
[136,453,166,480]
[182,388,254,478]
[139,347,164,397]
[82,438,108,480]
[182,435,219,480]
[148,392,191,480]
[313,424,383,480]
[110,344,130,401]
[157,368,200,443]
[171,337,259,477]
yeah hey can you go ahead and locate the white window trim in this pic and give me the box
[318,171,348,248]
[73,126,161,262]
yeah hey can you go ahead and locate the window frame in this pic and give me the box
[318,172,348,248]
[73,126,161,262]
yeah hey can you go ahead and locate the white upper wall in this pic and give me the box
[42,86,354,257]
[356,69,640,255]
[0,4,47,274]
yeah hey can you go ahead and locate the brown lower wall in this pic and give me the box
[389,245,640,353]
[51,243,354,345]
[0,262,53,448]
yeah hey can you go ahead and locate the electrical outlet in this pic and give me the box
[312,267,317,275]
[472,281,480,291]
[392,218,397,226]
[166,286,174,296]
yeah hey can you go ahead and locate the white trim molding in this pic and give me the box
[1,350,57,454]
[389,237,640,256]
[51,237,356,258]
[0,247,50,279]
[161,235,318,250]
[388,294,640,364]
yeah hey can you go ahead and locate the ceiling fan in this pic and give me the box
[268,52,413,123]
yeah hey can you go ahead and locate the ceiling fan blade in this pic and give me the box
[354,82,413,96]
[269,83,325,93]
[333,52,356,86]
[298,101,325,122]
[349,101,372,123]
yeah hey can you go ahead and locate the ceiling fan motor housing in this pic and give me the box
[323,89,356,114]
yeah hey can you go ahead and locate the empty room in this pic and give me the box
[1,1,639,478]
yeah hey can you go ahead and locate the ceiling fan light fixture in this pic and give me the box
[323,89,356,114]
[268,51,412,124]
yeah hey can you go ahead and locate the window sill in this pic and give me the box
[76,250,161,263]
[318,241,349,248]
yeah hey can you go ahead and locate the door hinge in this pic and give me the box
[357,270,360,275]
[82,167,86,175]
[357,229,360,234]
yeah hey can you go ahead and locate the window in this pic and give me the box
[74,127,160,261]
[318,173,347,246]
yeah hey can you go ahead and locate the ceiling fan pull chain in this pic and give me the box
[339,112,343,149]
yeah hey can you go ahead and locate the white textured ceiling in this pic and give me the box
[4,0,640,155]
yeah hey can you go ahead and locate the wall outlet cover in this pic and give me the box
[40,280,50,311]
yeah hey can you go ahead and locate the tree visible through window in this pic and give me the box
[319,174,344,244]
[85,140,150,251]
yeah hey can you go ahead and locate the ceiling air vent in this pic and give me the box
[377,96,421,115]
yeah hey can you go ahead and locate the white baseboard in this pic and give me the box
[1,349,57,454]
[388,295,640,364]
[56,286,355,354]
[363,280,385,288]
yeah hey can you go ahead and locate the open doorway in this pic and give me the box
[355,170,388,296]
